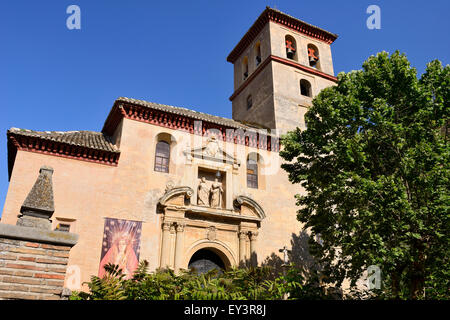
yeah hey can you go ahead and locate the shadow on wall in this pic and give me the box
[258,230,344,299]
[260,230,321,279]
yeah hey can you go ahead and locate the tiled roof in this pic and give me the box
[269,7,338,39]
[8,128,119,153]
[227,6,338,63]
[114,97,267,130]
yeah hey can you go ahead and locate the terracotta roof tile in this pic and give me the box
[8,128,119,153]
[115,97,268,130]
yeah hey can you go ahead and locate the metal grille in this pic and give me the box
[188,249,225,274]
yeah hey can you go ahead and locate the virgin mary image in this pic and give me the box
[98,218,142,279]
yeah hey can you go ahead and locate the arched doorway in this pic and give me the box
[188,249,226,274]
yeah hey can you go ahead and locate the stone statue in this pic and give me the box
[279,246,291,265]
[210,177,223,208]
[197,177,210,206]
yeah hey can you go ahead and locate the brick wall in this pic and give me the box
[0,238,73,300]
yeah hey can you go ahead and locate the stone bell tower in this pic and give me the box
[227,7,338,134]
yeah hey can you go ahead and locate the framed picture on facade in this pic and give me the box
[98,218,142,279]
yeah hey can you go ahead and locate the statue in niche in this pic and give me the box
[197,177,210,206]
[210,177,224,208]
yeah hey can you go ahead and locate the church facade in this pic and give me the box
[1,7,338,290]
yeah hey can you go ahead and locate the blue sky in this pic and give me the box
[1,0,449,216]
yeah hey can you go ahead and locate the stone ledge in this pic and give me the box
[0,224,78,247]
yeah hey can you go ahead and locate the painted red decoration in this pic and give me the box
[227,7,338,63]
[7,133,120,174]
[102,101,280,154]
[285,41,296,51]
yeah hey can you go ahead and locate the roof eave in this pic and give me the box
[226,7,338,64]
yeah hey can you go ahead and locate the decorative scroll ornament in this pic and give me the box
[165,181,175,193]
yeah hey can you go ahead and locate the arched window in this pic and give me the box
[254,42,262,66]
[247,156,258,189]
[285,35,297,61]
[247,95,253,110]
[154,140,170,173]
[307,44,320,69]
[243,56,249,80]
[300,79,312,97]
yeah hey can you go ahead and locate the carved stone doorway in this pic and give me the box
[188,249,225,274]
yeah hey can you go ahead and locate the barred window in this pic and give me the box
[247,158,258,189]
[154,141,170,173]
[55,223,70,232]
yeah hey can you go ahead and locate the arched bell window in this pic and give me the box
[154,140,170,173]
[247,156,258,189]
[307,44,320,69]
[300,79,312,97]
[243,56,249,80]
[254,42,262,66]
[285,35,297,61]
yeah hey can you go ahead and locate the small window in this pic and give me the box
[300,79,312,97]
[285,35,297,60]
[307,44,320,69]
[55,223,70,232]
[154,141,170,173]
[247,158,258,189]
[247,95,253,110]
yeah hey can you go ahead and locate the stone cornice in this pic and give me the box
[227,7,338,63]
[7,132,120,180]
[0,223,78,247]
[103,100,280,153]
[157,187,265,223]
[271,55,338,82]
[229,54,337,102]
[187,205,262,223]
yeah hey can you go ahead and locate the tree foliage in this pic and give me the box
[280,51,449,299]
[70,261,316,300]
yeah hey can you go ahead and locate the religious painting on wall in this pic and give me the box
[98,218,142,279]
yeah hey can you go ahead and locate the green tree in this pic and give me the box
[280,51,449,299]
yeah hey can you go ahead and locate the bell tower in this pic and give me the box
[227,7,338,133]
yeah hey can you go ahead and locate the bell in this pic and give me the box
[286,48,295,59]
